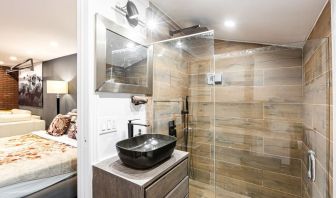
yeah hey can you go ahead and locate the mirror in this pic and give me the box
[95,14,153,95]
[106,30,147,86]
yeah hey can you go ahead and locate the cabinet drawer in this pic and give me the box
[145,159,188,198]
[165,176,189,198]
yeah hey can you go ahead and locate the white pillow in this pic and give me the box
[11,109,32,115]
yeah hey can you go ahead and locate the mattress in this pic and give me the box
[0,131,77,188]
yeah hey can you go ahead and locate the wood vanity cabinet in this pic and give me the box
[93,150,189,198]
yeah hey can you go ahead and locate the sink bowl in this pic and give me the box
[116,134,177,169]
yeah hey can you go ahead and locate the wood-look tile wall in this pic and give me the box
[302,1,333,198]
[150,2,332,197]
[187,41,304,198]
[152,43,189,148]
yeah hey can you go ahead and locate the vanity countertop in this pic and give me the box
[93,149,189,188]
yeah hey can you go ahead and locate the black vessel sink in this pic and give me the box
[116,134,177,169]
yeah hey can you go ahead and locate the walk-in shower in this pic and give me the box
[152,31,331,198]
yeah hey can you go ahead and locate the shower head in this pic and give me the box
[169,25,209,37]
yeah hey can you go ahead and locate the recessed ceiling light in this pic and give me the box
[0,61,4,65]
[9,56,17,61]
[224,20,236,28]
[147,19,158,30]
[50,41,59,47]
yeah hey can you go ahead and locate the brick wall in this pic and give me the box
[0,66,18,110]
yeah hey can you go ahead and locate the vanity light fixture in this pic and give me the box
[115,0,145,27]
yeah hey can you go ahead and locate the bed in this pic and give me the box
[0,109,46,137]
[0,131,77,198]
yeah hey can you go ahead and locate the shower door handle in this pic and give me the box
[307,150,316,182]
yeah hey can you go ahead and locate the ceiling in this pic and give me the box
[0,0,76,67]
[150,0,328,45]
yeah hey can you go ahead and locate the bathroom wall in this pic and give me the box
[78,0,150,197]
[189,41,304,197]
[302,1,333,198]
[0,66,18,110]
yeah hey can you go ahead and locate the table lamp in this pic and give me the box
[47,80,68,114]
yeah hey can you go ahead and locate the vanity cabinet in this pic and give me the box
[93,150,189,198]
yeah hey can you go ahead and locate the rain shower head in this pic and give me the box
[169,25,209,37]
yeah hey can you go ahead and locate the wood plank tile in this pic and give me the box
[312,104,330,138]
[216,117,303,141]
[264,103,303,122]
[215,102,263,119]
[264,67,302,86]
[215,86,302,103]
[189,179,215,198]
[215,160,263,185]
[215,146,302,177]
[222,70,263,86]
[188,59,212,75]
[215,175,301,198]
[215,132,263,153]
[254,86,303,103]
[264,138,303,159]
[262,171,301,196]
[215,55,255,73]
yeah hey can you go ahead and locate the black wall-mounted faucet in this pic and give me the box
[128,119,150,138]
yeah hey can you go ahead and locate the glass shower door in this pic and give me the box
[152,31,216,198]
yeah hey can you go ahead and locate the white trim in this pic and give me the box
[77,0,93,197]
[331,0,336,195]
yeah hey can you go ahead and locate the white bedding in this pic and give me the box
[32,130,77,147]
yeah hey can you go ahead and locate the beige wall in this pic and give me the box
[302,1,333,198]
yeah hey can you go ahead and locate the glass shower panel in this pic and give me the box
[152,31,215,197]
[214,43,305,197]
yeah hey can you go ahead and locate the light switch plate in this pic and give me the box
[99,117,117,135]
